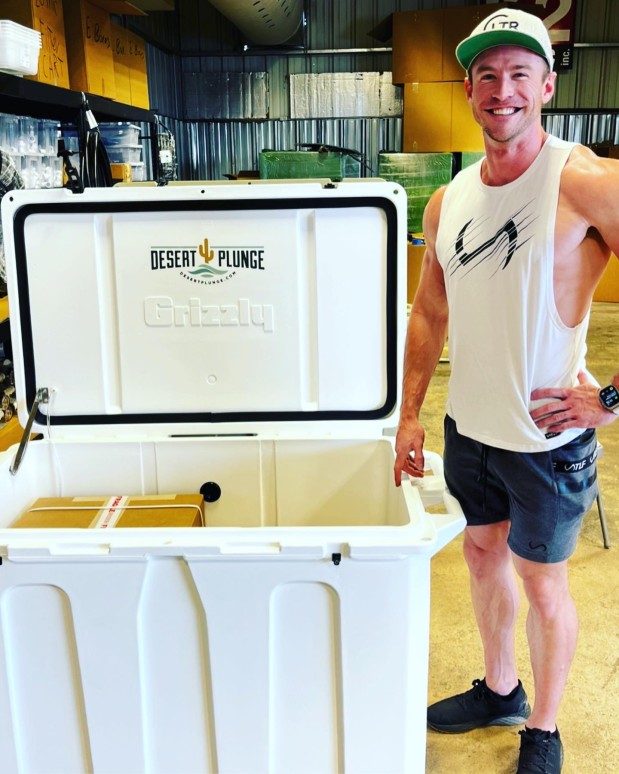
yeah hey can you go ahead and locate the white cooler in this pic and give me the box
[0,180,465,774]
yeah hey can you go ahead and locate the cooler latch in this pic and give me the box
[9,387,49,476]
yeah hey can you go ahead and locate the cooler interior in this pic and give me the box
[0,436,414,530]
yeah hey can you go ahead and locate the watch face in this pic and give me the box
[599,384,619,410]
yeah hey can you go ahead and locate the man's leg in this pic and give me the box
[463,522,521,695]
[427,521,531,732]
[511,554,578,731]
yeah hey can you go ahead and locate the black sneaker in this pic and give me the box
[427,678,531,733]
[517,727,563,773]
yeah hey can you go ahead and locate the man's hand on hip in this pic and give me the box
[530,370,618,433]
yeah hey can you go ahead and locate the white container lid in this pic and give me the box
[99,123,141,131]
[2,181,407,439]
[0,20,42,45]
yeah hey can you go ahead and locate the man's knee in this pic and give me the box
[513,555,571,618]
[463,522,511,576]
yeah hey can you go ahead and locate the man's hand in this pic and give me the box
[530,370,618,433]
[394,418,426,486]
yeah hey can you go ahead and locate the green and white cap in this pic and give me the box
[456,9,554,71]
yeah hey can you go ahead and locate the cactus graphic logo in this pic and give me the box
[150,237,266,286]
[190,238,227,278]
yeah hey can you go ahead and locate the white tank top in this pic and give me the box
[435,135,588,452]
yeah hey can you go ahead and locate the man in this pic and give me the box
[393,9,619,774]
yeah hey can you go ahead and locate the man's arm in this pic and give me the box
[531,149,619,433]
[394,188,449,485]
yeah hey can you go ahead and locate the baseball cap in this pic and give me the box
[456,9,554,71]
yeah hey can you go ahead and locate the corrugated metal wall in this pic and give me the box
[176,117,402,179]
[128,0,619,180]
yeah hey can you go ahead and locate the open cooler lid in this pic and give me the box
[2,181,407,438]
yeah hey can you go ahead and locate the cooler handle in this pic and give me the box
[10,387,49,476]
[401,450,466,550]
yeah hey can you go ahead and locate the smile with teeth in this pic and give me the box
[489,107,521,115]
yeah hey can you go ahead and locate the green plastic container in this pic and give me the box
[259,151,345,180]
[378,152,453,233]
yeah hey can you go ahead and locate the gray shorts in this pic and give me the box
[443,415,599,563]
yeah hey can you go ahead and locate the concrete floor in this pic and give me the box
[422,302,619,774]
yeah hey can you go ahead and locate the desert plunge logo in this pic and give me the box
[150,237,266,285]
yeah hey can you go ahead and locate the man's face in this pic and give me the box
[465,45,556,144]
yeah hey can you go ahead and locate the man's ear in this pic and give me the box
[464,76,473,103]
[542,71,557,105]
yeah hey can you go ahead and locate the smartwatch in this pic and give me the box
[598,384,619,414]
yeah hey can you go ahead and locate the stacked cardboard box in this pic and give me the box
[0,0,149,106]
[111,23,150,109]
[63,0,117,99]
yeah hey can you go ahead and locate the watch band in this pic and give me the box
[598,383,619,414]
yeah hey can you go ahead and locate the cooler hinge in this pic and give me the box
[9,387,49,477]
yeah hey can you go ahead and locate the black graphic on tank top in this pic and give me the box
[447,201,537,277]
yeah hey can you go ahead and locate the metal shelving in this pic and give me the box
[0,72,156,124]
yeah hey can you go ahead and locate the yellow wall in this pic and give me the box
[593,255,619,302]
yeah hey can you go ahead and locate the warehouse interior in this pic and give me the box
[0,1,618,773]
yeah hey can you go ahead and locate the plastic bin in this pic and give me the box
[105,144,142,164]
[99,123,141,147]
[0,20,42,76]
[0,181,465,774]
[130,161,145,181]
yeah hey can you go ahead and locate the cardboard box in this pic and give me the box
[0,0,70,88]
[126,28,150,109]
[393,3,519,83]
[110,23,132,104]
[451,82,484,150]
[63,0,116,98]
[402,81,483,153]
[110,162,133,182]
[111,24,149,108]
[12,494,205,529]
